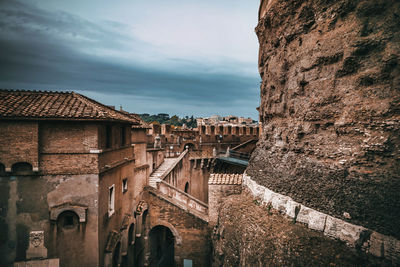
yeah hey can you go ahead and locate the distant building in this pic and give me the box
[196,115,257,127]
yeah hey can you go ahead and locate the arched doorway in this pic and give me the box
[112,242,121,267]
[123,223,135,266]
[149,226,174,267]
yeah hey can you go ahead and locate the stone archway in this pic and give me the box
[149,225,174,267]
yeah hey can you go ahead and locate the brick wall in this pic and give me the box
[0,121,39,169]
[40,122,98,153]
[143,189,211,267]
[208,184,242,226]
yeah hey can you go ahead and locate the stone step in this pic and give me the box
[148,158,181,188]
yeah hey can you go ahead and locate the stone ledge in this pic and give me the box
[243,173,400,263]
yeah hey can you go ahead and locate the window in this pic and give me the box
[184,182,189,194]
[108,185,115,217]
[122,178,128,193]
[58,211,78,230]
[184,259,193,267]
[64,214,74,227]
[106,126,112,149]
[121,126,126,146]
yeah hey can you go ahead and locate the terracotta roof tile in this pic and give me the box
[208,173,242,185]
[0,89,141,124]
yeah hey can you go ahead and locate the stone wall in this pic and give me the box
[208,184,242,226]
[243,173,400,263]
[249,0,400,240]
[211,190,392,266]
[0,174,99,267]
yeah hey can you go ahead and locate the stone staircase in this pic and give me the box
[148,158,180,188]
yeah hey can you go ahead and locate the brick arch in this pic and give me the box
[49,203,87,223]
[149,220,182,245]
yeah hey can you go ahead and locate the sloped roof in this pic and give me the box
[209,173,242,185]
[0,89,140,124]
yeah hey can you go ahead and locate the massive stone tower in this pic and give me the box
[249,0,400,240]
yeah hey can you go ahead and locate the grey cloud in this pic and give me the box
[0,0,260,116]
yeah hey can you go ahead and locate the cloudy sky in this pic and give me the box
[0,0,261,118]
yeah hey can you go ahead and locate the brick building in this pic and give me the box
[0,89,148,267]
[0,89,217,267]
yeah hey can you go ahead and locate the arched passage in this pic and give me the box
[149,225,174,267]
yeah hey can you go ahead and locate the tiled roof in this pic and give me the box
[0,89,140,124]
[209,173,242,185]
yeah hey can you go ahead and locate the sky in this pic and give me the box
[0,0,261,119]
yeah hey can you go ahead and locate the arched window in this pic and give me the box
[149,226,174,267]
[57,210,79,230]
[184,182,190,194]
[11,162,32,175]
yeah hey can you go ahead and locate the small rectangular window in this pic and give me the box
[108,185,115,217]
[122,178,128,193]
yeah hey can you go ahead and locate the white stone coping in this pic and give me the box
[243,173,400,263]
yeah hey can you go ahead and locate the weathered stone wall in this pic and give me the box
[98,162,136,267]
[208,184,242,226]
[249,0,400,239]
[0,174,99,267]
[188,161,210,203]
[243,173,400,262]
[211,190,391,266]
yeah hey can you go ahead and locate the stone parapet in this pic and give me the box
[243,173,400,263]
